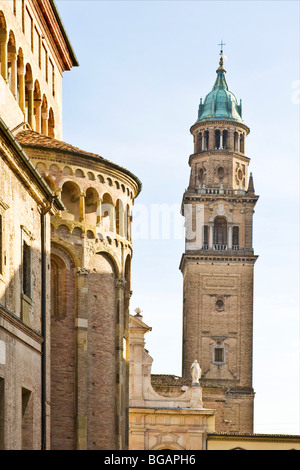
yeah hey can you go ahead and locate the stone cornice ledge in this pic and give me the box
[0,303,43,352]
[179,252,258,271]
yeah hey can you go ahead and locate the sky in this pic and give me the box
[55,0,299,436]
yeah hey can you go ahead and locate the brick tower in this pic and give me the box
[180,49,259,433]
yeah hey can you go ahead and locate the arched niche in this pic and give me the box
[61,181,81,221]
[62,166,73,176]
[101,193,115,232]
[7,30,17,97]
[0,11,8,82]
[85,187,99,226]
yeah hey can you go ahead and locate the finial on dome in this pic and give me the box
[217,40,226,72]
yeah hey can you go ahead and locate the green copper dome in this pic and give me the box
[196,57,243,124]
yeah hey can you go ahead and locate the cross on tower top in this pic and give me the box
[218,40,226,54]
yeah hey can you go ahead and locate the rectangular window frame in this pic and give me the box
[212,345,226,364]
[21,226,34,300]
[22,240,31,299]
[20,226,34,324]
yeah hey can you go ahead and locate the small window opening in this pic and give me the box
[22,241,31,298]
[214,347,225,363]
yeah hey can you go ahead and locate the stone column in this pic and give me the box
[220,130,223,149]
[208,223,213,249]
[110,205,115,232]
[202,133,205,151]
[237,133,240,152]
[208,128,215,150]
[79,192,85,223]
[228,128,235,151]
[26,81,34,128]
[17,64,25,116]
[35,98,42,133]
[41,110,48,135]
[96,198,101,225]
[228,223,233,249]
[127,213,132,242]
[241,133,245,154]
[75,267,90,450]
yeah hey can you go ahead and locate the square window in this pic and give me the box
[213,346,225,364]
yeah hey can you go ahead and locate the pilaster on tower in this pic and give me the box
[180,51,259,433]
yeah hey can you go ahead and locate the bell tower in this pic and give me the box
[180,48,259,433]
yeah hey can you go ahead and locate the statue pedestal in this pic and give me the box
[190,382,203,408]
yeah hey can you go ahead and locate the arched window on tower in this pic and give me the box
[196,132,202,153]
[223,130,228,149]
[240,134,245,154]
[204,130,209,150]
[215,129,221,149]
[234,132,239,152]
[213,216,227,250]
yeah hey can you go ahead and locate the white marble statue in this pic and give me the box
[190,360,202,384]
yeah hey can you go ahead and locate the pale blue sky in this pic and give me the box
[56,0,299,435]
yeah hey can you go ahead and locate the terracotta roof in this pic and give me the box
[151,374,191,387]
[0,119,64,211]
[15,130,142,194]
[16,130,106,159]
